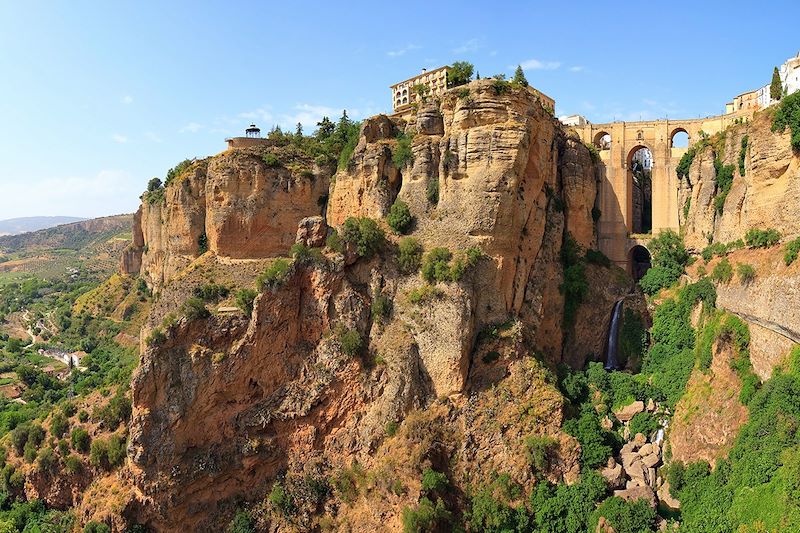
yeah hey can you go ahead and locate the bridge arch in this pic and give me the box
[627,145,653,234]
[628,245,651,281]
[670,127,690,148]
[593,131,611,150]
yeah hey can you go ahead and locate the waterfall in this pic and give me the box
[604,300,624,370]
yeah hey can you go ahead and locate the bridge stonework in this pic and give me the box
[572,111,752,271]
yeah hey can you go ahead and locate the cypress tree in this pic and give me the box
[770,66,783,101]
[513,65,528,87]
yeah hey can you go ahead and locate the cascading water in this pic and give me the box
[604,300,624,370]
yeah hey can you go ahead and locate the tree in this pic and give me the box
[295,122,303,137]
[447,61,474,88]
[387,201,413,234]
[315,116,334,140]
[147,178,162,192]
[771,66,783,101]
[512,65,528,87]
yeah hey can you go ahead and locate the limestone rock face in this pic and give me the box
[295,216,328,248]
[682,111,800,250]
[328,79,607,363]
[125,149,330,289]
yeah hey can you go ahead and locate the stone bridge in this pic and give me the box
[572,111,752,273]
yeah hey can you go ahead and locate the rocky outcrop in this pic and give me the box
[125,80,623,530]
[328,79,604,363]
[681,110,800,250]
[125,149,330,289]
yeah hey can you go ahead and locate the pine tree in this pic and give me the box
[513,65,528,87]
[295,122,303,137]
[770,66,783,101]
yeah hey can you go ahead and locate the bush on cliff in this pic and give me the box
[638,230,689,294]
[711,258,733,284]
[392,133,414,168]
[785,237,800,266]
[397,237,423,274]
[182,297,210,321]
[713,158,735,214]
[446,61,474,88]
[257,259,291,290]
[736,263,756,284]
[334,325,362,357]
[421,247,481,283]
[772,90,800,152]
[341,217,385,259]
[387,201,413,234]
[745,228,781,248]
[236,288,257,316]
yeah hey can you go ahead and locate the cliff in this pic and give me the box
[680,109,800,250]
[119,79,635,530]
[123,145,331,288]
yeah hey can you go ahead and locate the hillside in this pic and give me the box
[0,216,85,236]
[0,214,132,280]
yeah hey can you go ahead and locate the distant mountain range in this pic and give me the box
[0,216,86,236]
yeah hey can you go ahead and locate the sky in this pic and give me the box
[1,0,799,219]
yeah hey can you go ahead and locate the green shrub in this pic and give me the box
[745,228,781,248]
[393,133,414,168]
[736,263,756,284]
[738,135,749,176]
[618,309,646,368]
[227,510,255,533]
[235,288,258,316]
[257,259,291,290]
[713,158,735,213]
[268,482,296,516]
[78,410,89,423]
[371,294,391,325]
[421,248,453,283]
[772,90,800,152]
[628,412,659,438]
[182,297,210,321]
[397,237,423,273]
[164,158,194,187]
[590,496,658,533]
[107,434,126,467]
[421,468,449,494]
[711,258,733,284]
[525,435,558,473]
[93,391,131,430]
[446,61,474,87]
[563,411,613,468]
[426,176,439,204]
[262,153,281,167]
[785,237,800,266]
[89,439,109,469]
[71,428,90,453]
[385,421,398,437]
[482,351,501,364]
[11,426,29,455]
[402,497,452,533]
[386,201,413,234]
[194,283,229,301]
[341,217,385,259]
[36,447,56,472]
[325,229,344,253]
[334,325,362,356]
[83,522,111,533]
[146,327,166,346]
[408,285,444,305]
[64,455,83,474]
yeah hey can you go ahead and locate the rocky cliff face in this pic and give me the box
[121,79,638,531]
[681,110,800,250]
[124,147,330,289]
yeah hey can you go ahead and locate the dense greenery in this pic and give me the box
[446,61,474,88]
[744,228,781,248]
[257,259,291,290]
[397,237,423,274]
[772,90,800,152]
[785,236,800,266]
[386,201,413,234]
[638,230,689,295]
[392,133,414,168]
[671,349,800,531]
[559,236,588,330]
[340,217,386,259]
[420,247,481,284]
[710,257,733,284]
[713,158,735,214]
[738,135,749,176]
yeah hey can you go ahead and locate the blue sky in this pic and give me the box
[1,0,798,219]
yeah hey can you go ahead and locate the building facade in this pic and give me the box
[390,66,450,112]
[781,52,800,96]
[727,52,800,114]
[559,114,589,127]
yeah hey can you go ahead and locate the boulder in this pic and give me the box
[642,453,661,469]
[615,401,645,422]
[416,101,444,135]
[639,443,653,456]
[602,461,626,490]
[613,485,657,508]
[657,481,681,511]
[296,216,328,248]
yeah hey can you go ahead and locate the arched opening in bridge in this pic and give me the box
[670,128,689,148]
[629,245,651,282]
[628,146,653,234]
[593,131,611,150]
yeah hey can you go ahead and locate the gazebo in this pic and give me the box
[245,124,261,138]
